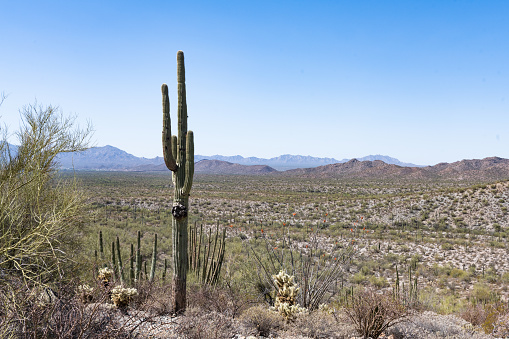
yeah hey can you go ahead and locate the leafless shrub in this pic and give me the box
[343,288,410,339]
[239,305,283,337]
[389,311,490,339]
[187,282,252,318]
[492,310,509,337]
[132,279,173,316]
[0,277,131,338]
[176,307,236,339]
[284,309,351,338]
[460,303,486,326]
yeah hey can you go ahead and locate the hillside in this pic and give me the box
[283,157,509,181]
[194,160,277,175]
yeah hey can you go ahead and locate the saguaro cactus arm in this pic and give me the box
[162,84,178,172]
[182,130,194,195]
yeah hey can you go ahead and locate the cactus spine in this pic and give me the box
[162,50,194,313]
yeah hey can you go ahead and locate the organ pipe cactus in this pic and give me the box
[135,230,141,281]
[162,50,194,313]
[149,233,158,281]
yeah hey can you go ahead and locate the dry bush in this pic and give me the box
[176,307,236,339]
[239,304,284,337]
[388,310,490,339]
[283,309,351,339]
[0,276,180,339]
[479,302,508,335]
[492,310,509,337]
[187,283,252,318]
[460,302,509,336]
[0,277,131,339]
[343,288,410,339]
[460,304,486,327]
[131,279,174,316]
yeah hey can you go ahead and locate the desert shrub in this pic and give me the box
[471,283,498,304]
[130,279,174,316]
[343,288,410,339]
[240,305,283,337]
[492,310,509,337]
[176,307,236,339]
[249,232,354,311]
[351,272,367,284]
[479,303,508,335]
[0,103,94,337]
[440,243,454,251]
[187,282,251,318]
[0,103,92,285]
[0,278,132,339]
[369,275,388,288]
[283,309,351,339]
[460,303,486,326]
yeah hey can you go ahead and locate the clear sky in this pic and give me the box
[1,1,509,166]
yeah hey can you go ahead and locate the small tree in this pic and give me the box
[343,288,410,339]
[0,102,92,286]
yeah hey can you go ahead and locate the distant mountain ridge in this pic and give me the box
[51,145,424,171]
[194,153,423,170]
[5,144,509,180]
[56,145,164,170]
[283,157,509,181]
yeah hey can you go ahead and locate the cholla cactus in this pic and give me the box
[98,267,114,286]
[77,284,94,304]
[111,286,138,310]
[272,270,306,321]
[318,303,335,314]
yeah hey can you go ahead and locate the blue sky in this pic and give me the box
[1,1,509,166]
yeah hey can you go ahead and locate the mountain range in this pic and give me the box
[6,144,509,181]
[51,145,424,171]
[283,157,509,181]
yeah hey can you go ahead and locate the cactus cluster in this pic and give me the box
[98,267,114,287]
[162,50,194,313]
[111,286,138,311]
[272,271,305,321]
[96,231,164,286]
[393,264,418,305]
[188,221,226,285]
[77,284,94,304]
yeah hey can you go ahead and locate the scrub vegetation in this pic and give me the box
[62,170,509,338]
[2,99,509,338]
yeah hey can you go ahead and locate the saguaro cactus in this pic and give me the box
[162,50,194,313]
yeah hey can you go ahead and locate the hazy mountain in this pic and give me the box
[126,160,278,175]
[56,145,162,170]
[195,153,424,170]
[349,155,422,168]
[194,160,277,175]
[283,157,509,181]
[5,144,509,180]
[48,145,424,171]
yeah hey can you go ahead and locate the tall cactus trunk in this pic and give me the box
[162,50,194,314]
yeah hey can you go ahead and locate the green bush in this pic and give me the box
[0,103,92,285]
